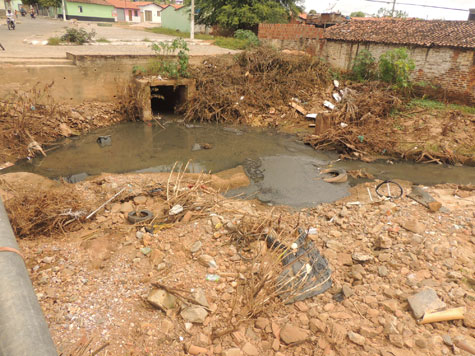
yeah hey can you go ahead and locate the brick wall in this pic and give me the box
[257,24,475,104]
[322,40,475,104]
[258,24,324,55]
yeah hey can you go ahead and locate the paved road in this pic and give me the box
[0,17,236,58]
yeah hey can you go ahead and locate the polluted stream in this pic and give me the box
[3,119,475,208]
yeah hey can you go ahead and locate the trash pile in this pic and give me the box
[304,81,402,159]
[0,83,124,163]
[180,47,331,125]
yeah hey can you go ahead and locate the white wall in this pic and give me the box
[139,3,162,23]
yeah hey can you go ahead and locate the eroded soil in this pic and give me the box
[1,171,474,356]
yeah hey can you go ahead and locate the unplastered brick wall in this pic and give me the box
[322,40,475,104]
[258,24,324,55]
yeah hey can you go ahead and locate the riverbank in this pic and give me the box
[0,171,473,355]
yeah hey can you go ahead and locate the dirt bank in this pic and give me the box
[0,171,473,355]
[0,83,126,166]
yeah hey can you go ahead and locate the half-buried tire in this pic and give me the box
[321,168,348,183]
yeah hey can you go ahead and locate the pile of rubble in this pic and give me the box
[1,170,472,355]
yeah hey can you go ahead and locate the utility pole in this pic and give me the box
[391,0,396,17]
[190,0,194,40]
[61,0,66,21]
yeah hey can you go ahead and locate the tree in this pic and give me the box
[350,11,365,17]
[308,9,317,15]
[376,7,408,18]
[188,0,304,31]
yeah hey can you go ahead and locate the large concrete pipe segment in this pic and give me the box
[0,199,57,356]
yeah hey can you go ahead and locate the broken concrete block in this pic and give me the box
[407,288,446,319]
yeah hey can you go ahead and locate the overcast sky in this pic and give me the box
[302,0,472,20]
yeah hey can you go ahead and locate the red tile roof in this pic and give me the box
[106,0,140,9]
[324,19,475,49]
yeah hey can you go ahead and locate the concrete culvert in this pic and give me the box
[150,85,186,114]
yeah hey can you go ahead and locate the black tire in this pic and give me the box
[375,180,403,200]
[128,209,154,224]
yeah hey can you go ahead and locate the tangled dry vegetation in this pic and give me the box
[180,47,331,125]
[0,82,124,163]
[0,174,97,238]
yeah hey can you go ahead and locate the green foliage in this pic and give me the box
[146,27,256,50]
[136,38,190,78]
[378,47,415,90]
[60,28,96,45]
[189,0,303,31]
[96,37,110,43]
[408,99,475,115]
[38,0,60,7]
[47,37,61,46]
[234,29,259,47]
[376,7,408,18]
[308,9,317,15]
[352,49,376,81]
[350,11,365,17]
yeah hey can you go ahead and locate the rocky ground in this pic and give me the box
[1,170,473,356]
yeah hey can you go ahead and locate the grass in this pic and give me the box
[146,27,254,50]
[97,23,113,27]
[47,37,61,46]
[409,98,475,115]
[142,38,152,42]
[96,37,110,43]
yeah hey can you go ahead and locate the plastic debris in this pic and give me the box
[323,101,335,110]
[333,92,342,102]
[205,274,220,282]
[333,80,339,88]
[169,204,184,216]
[265,229,332,304]
[306,113,317,119]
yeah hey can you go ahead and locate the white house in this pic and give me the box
[136,2,163,23]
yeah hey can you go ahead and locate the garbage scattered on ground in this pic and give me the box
[420,307,465,324]
[127,209,154,223]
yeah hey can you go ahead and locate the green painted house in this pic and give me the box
[61,0,114,22]
[161,5,190,32]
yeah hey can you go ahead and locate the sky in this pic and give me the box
[302,0,473,20]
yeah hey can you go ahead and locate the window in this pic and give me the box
[78,5,82,12]
[157,11,160,17]
[134,10,138,17]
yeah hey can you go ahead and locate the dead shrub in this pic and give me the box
[3,185,95,238]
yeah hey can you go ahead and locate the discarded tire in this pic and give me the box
[375,180,403,200]
[128,209,154,224]
[321,168,348,183]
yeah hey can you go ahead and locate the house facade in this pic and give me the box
[137,2,162,23]
[60,0,114,21]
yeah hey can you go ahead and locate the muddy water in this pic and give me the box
[3,119,475,207]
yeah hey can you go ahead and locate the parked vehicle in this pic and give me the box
[20,8,26,16]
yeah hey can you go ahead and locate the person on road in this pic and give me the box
[30,8,35,19]
[20,7,26,16]
[6,10,15,26]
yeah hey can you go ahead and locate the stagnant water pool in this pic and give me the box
[3,119,475,207]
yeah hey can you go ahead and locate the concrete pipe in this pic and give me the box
[0,199,57,356]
